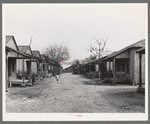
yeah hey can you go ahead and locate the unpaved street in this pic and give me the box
[6,73,145,113]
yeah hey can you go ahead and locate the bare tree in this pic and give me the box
[86,37,110,79]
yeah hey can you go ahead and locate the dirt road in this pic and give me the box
[6,73,145,113]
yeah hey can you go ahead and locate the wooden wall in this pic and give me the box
[31,62,38,74]
[115,49,130,58]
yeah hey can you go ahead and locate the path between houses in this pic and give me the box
[6,73,145,113]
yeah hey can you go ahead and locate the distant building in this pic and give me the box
[64,66,73,73]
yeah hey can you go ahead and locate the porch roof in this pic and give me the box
[80,56,107,67]
[18,45,33,56]
[32,51,41,58]
[136,47,145,54]
[6,46,33,58]
[103,39,145,60]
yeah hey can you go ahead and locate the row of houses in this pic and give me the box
[5,36,62,89]
[77,39,145,89]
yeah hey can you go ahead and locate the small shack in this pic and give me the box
[103,39,145,85]
[6,36,33,87]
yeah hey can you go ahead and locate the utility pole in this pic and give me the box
[29,36,33,46]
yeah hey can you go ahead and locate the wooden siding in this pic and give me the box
[31,62,38,74]
[17,59,30,72]
[115,49,130,58]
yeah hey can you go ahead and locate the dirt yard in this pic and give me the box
[6,73,145,113]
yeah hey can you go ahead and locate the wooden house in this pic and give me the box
[103,39,145,85]
[6,36,32,87]
[64,65,73,73]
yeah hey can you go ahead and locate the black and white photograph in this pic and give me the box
[3,3,148,121]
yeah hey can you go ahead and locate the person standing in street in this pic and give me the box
[56,72,60,83]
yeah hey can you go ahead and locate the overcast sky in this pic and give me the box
[3,4,147,68]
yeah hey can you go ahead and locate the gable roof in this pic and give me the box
[103,39,145,60]
[63,65,73,70]
[6,46,32,58]
[18,45,33,56]
[6,36,19,51]
[32,51,41,58]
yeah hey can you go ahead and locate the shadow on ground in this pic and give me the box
[83,80,112,86]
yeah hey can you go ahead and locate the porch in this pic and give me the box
[6,47,33,88]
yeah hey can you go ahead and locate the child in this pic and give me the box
[56,72,60,83]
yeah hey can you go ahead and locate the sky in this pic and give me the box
[3,4,147,68]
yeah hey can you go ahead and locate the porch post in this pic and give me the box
[109,60,111,79]
[6,52,8,91]
[30,58,32,77]
[101,62,104,79]
[139,53,142,87]
[45,62,47,77]
[22,58,25,83]
[41,62,42,77]
[37,61,39,76]
[113,58,116,85]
